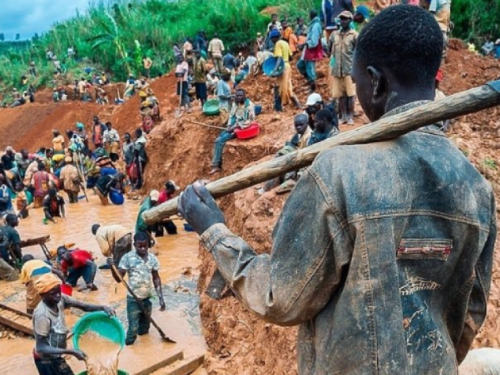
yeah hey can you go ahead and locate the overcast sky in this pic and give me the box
[0,0,90,40]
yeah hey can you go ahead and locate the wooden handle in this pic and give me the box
[185,119,226,130]
[143,81,500,225]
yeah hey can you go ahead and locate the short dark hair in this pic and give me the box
[134,231,149,243]
[315,109,333,123]
[91,224,100,235]
[22,254,35,263]
[356,5,443,89]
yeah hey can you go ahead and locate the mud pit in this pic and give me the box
[0,40,499,375]
[0,195,205,375]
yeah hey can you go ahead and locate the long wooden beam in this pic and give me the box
[143,81,500,225]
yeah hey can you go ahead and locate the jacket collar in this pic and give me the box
[381,100,445,136]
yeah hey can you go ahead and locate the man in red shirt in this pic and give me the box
[57,247,98,291]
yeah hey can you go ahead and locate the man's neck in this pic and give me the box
[383,89,435,115]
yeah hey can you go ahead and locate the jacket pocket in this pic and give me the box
[397,238,452,261]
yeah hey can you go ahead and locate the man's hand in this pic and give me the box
[71,349,87,361]
[106,258,115,267]
[159,300,166,312]
[178,181,225,235]
[102,306,116,317]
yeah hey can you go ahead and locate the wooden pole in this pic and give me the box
[143,81,500,225]
[185,119,226,130]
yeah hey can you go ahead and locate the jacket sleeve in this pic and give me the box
[200,166,350,326]
[306,23,322,49]
[456,193,497,363]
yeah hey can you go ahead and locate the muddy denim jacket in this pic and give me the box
[201,101,497,375]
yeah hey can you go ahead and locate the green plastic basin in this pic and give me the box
[203,99,221,116]
[72,312,125,350]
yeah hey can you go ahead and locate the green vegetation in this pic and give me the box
[482,158,498,170]
[0,0,319,100]
[0,0,498,101]
[452,0,500,44]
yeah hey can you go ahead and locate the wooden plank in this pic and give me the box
[133,349,184,375]
[160,355,205,375]
[0,303,33,318]
[142,81,500,224]
[20,235,50,248]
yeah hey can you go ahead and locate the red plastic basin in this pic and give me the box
[235,123,260,140]
[61,284,73,296]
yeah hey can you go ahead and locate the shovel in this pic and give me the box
[111,264,176,343]
[185,119,226,130]
[174,80,184,119]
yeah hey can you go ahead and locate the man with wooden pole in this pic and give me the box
[174,6,497,374]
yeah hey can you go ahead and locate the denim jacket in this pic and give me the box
[201,101,497,374]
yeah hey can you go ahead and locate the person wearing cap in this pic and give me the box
[75,122,89,150]
[297,10,324,92]
[329,10,358,125]
[321,0,355,39]
[353,5,371,32]
[32,273,114,375]
[59,157,81,204]
[304,92,339,130]
[92,224,132,267]
[208,33,225,74]
[269,30,301,110]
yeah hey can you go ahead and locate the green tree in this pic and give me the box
[15,33,20,41]
[88,12,131,73]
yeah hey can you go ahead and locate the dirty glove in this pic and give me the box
[178,181,225,235]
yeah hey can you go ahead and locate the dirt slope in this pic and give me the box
[0,39,498,374]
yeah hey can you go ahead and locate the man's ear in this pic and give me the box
[367,66,383,97]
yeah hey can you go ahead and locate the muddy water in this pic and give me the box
[80,332,121,375]
[0,194,205,375]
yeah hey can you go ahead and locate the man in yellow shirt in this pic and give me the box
[269,29,301,109]
[52,130,65,155]
[20,254,62,314]
[91,224,132,268]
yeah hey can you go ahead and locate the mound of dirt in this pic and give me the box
[192,44,500,375]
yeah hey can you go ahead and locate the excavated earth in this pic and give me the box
[0,41,499,374]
